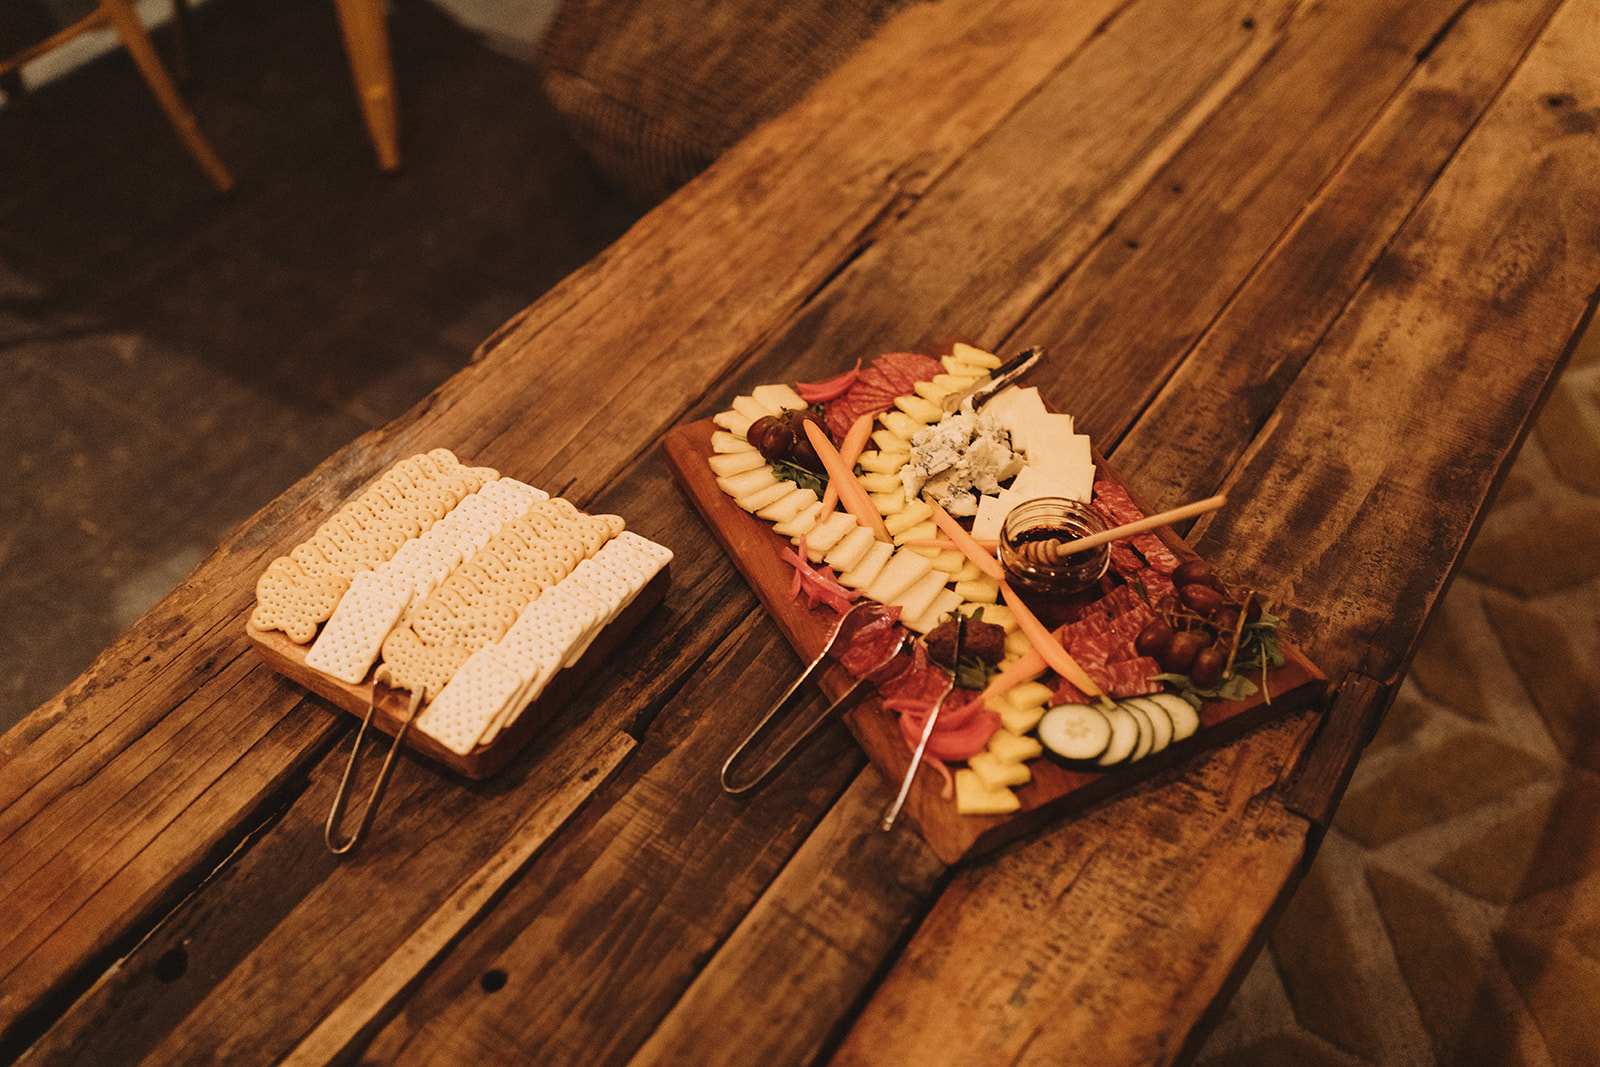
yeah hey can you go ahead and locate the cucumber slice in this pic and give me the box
[1148,691,1200,742]
[1122,700,1154,762]
[1037,703,1112,763]
[1126,696,1173,755]
[1097,704,1140,766]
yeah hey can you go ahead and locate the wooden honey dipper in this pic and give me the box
[1018,495,1228,564]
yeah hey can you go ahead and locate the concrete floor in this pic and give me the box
[2,1,1597,1063]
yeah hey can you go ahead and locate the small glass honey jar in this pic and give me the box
[997,497,1112,610]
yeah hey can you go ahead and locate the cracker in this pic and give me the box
[252,557,349,643]
[304,569,410,684]
[414,647,522,755]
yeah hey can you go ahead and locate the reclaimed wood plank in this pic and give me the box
[1185,0,1600,687]
[625,771,947,1067]
[357,615,872,1066]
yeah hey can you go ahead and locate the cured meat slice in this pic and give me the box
[1092,480,1146,527]
[834,603,904,677]
[824,352,946,439]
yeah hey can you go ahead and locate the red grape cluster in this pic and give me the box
[1133,558,1261,689]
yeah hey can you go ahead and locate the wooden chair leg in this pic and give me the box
[330,0,400,171]
[98,0,232,191]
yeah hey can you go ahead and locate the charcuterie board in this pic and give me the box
[664,412,1326,865]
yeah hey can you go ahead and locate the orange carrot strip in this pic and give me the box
[906,537,999,552]
[1000,580,1102,697]
[803,419,892,542]
[822,412,875,514]
[927,500,1004,580]
[979,645,1049,704]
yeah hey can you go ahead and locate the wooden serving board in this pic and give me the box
[664,417,1326,864]
[247,567,668,780]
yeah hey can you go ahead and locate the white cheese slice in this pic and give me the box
[894,394,943,424]
[839,540,894,589]
[733,394,777,422]
[736,481,794,513]
[871,428,912,453]
[971,493,1010,542]
[757,487,819,523]
[712,430,754,453]
[751,382,806,412]
[772,502,823,539]
[892,568,950,622]
[804,511,857,558]
[913,379,952,404]
[716,467,779,499]
[709,450,766,477]
[903,587,963,635]
[823,524,877,572]
[712,409,753,436]
[857,471,903,495]
[862,548,934,605]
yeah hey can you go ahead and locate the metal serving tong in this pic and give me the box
[941,345,1045,414]
[721,602,910,794]
[881,615,963,830]
[325,687,424,854]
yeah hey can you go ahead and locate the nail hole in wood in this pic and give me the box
[481,968,508,992]
[153,946,187,983]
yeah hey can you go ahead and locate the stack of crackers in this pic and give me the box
[250,448,672,757]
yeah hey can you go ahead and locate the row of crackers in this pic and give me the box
[250,449,672,755]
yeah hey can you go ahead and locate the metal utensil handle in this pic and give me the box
[881,618,963,830]
[325,687,424,854]
[721,625,909,794]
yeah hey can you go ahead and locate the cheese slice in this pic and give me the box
[839,540,894,589]
[862,548,933,604]
[823,524,877,573]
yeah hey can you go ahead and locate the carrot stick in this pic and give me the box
[927,500,1004,580]
[822,412,875,514]
[803,419,892,542]
[979,645,1049,703]
[906,537,999,552]
[1000,581,1102,697]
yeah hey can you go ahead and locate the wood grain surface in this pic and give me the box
[3,0,1597,1064]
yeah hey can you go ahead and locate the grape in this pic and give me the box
[1161,630,1206,673]
[1189,647,1226,688]
[1134,618,1175,660]
[1179,583,1224,617]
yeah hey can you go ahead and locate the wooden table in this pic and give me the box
[3,0,1596,1063]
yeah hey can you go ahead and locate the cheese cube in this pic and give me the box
[894,394,943,424]
[880,411,925,440]
[858,471,903,494]
[859,449,908,475]
[884,499,934,537]
[969,750,1032,790]
[951,342,1002,368]
[998,700,1047,737]
[954,768,1020,815]
[987,728,1044,763]
[871,428,912,453]
[954,576,1000,604]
